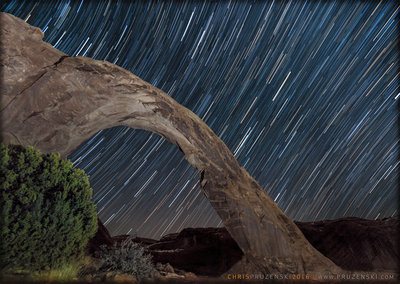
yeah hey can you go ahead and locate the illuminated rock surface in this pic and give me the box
[1,12,342,275]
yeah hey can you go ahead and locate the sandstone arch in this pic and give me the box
[1,13,341,275]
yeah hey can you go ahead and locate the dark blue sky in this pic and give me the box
[2,0,398,239]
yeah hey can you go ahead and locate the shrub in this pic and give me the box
[0,144,97,272]
[95,236,156,280]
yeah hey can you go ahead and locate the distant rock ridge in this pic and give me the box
[1,12,341,274]
[295,216,399,272]
[88,217,399,276]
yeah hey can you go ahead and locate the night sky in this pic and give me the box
[2,1,398,239]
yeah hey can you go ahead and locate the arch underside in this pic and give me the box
[0,12,341,275]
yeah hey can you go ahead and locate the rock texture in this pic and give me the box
[148,227,244,276]
[295,217,399,272]
[1,12,341,275]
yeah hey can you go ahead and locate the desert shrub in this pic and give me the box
[95,236,156,280]
[0,144,97,272]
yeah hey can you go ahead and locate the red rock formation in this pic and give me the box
[1,12,341,275]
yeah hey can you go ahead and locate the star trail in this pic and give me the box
[2,1,398,239]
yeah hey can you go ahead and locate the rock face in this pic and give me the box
[295,217,399,272]
[1,12,341,275]
[148,228,244,276]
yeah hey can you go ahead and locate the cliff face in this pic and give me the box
[1,12,341,275]
[295,217,399,272]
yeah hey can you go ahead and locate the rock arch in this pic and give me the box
[1,12,341,275]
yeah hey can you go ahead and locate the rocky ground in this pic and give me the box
[3,217,398,283]
[86,216,399,281]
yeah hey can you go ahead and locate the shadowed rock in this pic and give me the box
[295,217,400,272]
[1,12,342,275]
[147,227,244,277]
[88,217,399,275]
[86,218,114,255]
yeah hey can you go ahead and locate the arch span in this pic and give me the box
[1,12,341,275]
